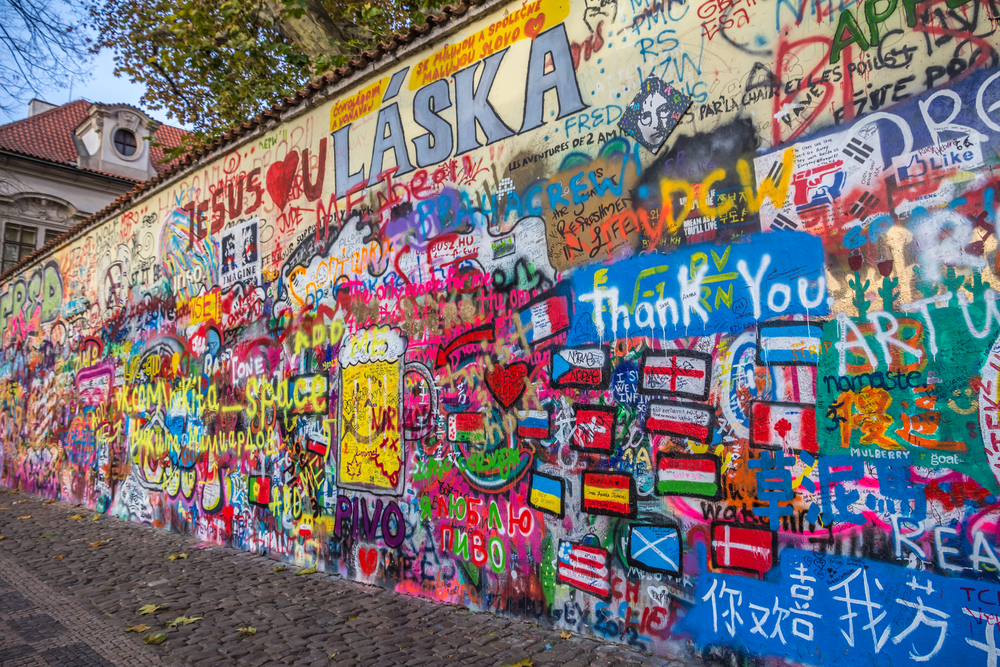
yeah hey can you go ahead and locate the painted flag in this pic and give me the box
[640,351,711,399]
[529,471,564,517]
[551,346,609,388]
[645,401,714,443]
[581,471,636,517]
[518,288,570,344]
[518,410,550,439]
[447,412,485,444]
[751,401,818,454]
[572,405,616,452]
[557,541,611,598]
[656,454,720,498]
[756,322,824,366]
[711,522,776,574]
[249,475,271,508]
[628,524,681,574]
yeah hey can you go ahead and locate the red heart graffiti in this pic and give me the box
[486,361,528,410]
[524,13,546,40]
[359,547,378,576]
[266,151,299,210]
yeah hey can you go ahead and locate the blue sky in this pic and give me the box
[5,49,190,129]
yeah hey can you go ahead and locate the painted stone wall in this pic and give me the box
[3,0,1000,662]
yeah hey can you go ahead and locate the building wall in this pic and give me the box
[2,0,1000,663]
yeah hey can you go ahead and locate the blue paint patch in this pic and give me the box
[681,548,1000,665]
[568,232,828,344]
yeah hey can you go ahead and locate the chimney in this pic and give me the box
[28,99,57,117]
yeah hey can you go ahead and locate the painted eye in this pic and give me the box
[640,112,653,126]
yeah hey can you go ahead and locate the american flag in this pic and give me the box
[557,541,611,599]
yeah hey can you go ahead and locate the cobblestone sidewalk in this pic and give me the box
[0,490,689,667]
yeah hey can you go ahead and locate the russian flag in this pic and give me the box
[518,287,570,344]
[756,322,824,365]
[518,410,550,439]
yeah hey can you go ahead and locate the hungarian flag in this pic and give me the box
[751,401,817,454]
[657,454,719,498]
[557,541,611,598]
[711,523,776,574]
[518,288,570,344]
[640,351,711,399]
[447,412,485,443]
[645,400,714,443]
[581,471,635,517]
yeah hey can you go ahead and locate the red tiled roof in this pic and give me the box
[0,0,490,283]
[0,99,189,179]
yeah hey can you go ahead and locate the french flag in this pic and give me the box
[518,288,570,344]
[518,410,550,439]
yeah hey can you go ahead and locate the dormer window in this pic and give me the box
[113,128,137,157]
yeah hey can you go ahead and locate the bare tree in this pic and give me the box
[0,0,92,119]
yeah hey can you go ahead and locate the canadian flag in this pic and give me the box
[751,401,817,454]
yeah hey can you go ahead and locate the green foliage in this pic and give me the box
[87,0,449,158]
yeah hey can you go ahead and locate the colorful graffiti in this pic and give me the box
[3,0,1000,663]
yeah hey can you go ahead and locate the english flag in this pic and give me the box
[640,350,711,400]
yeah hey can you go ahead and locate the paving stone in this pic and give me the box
[0,495,696,667]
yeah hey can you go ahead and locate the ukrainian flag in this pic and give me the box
[529,472,563,516]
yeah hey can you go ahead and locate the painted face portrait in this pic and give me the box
[618,75,692,153]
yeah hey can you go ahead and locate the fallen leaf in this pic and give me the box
[40,533,58,538]
[90,514,100,521]
[125,625,151,633]
[501,660,533,667]
[272,565,286,572]
[43,500,56,504]
[0,536,5,541]
[143,632,167,645]
[18,515,31,520]
[16,500,28,504]
[167,553,188,561]
[138,604,165,615]
[89,539,112,547]
[237,626,256,635]
[560,631,571,639]
[167,616,203,629]
[52,555,64,560]
[69,514,85,520]
[0,507,8,510]
[295,566,317,576]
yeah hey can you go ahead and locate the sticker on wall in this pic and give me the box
[639,350,712,400]
[550,345,611,388]
[557,540,611,599]
[618,75,692,153]
[571,404,616,452]
[528,470,565,517]
[581,470,637,518]
[337,326,408,496]
[656,453,720,498]
[219,217,260,288]
[710,521,776,574]
[248,475,271,508]
[751,401,818,454]
[627,523,681,575]
[756,321,824,366]
[485,360,528,409]
[645,400,714,443]
[517,285,571,345]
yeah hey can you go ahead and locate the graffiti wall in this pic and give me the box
[3,0,1000,661]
